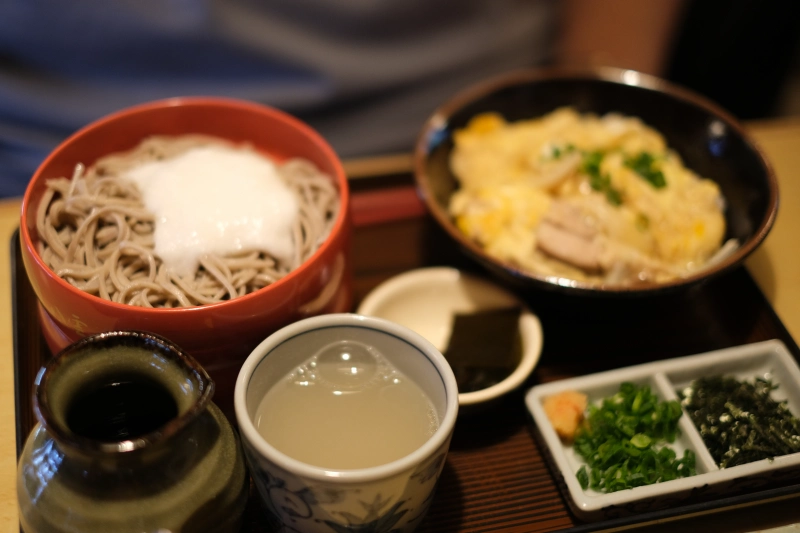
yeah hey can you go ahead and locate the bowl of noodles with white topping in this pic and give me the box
[20,97,352,403]
[414,67,778,295]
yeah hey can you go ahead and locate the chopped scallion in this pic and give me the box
[625,152,666,188]
[573,382,696,493]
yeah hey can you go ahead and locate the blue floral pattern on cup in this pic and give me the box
[235,315,460,533]
[244,440,450,533]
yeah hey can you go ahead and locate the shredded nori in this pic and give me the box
[679,376,800,468]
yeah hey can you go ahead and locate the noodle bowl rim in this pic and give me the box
[21,96,350,314]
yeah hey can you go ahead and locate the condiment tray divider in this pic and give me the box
[526,339,800,521]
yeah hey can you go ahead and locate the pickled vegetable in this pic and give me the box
[543,390,588,442]
[443,307,522,392]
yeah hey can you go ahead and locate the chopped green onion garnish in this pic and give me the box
[625,152,666,188]
[581,151,623,206]
[573,382,695,493]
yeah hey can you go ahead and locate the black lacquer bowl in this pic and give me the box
[413,67,779,296]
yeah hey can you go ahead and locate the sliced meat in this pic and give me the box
[536,220,604,272]
[542,200,597,239]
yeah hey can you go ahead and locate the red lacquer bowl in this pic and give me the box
[20,97,353,407]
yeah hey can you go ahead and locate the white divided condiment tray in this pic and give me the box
[525,339,800,521]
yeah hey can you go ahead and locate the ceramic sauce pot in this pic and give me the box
[17,331,249,532]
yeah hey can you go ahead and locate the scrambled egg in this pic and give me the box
[449,107,729,285]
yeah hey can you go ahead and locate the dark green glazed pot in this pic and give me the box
[17,331,249,533]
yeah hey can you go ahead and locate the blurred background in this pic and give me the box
[666,0,800,120]
[0,0,797,198]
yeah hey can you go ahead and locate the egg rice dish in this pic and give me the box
[448,107,736,286]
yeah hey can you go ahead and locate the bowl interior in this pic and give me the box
[23,97,347,256]
[415,70,778,294]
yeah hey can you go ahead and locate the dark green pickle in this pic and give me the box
[443,307,522,393]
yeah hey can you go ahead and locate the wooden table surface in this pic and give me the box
[1,117,799,532]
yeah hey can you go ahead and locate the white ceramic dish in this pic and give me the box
[234,313,459,532]
[357,267,543,409]
[526,339,800,521]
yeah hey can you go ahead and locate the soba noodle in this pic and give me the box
[36,135,340,308]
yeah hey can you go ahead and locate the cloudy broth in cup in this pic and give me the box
[254,340,439,469]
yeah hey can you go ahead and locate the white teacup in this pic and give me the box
[234,313,459,533]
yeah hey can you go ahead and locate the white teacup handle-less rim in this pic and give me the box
[234,312,459,483]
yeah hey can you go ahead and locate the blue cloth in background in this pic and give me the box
[0,0,557,197]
